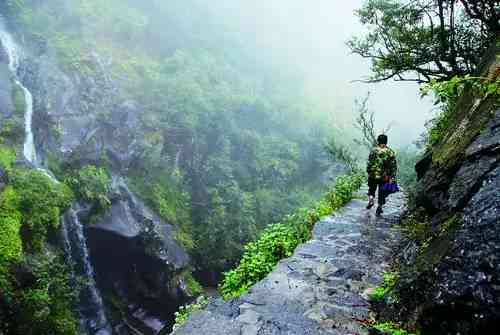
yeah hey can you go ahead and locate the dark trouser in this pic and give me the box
[368,177,388,206]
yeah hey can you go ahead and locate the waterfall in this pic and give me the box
[0,21,37,165]
[1,21,111,335]
[61,208,112,335]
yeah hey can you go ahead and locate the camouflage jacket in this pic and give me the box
[366,145,397,180]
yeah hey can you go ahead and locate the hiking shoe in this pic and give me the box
[376,206,383,216]
[366,196,375,209]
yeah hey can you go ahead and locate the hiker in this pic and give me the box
[366,134,398,216]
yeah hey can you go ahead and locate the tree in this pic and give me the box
[353,94,392,150]
[348,0,499,83]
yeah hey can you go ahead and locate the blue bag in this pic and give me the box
[380,180,400,194]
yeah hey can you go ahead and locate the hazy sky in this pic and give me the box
[207,0,435,147]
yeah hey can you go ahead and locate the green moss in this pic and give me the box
[372,321,418,335]
[127,175,194,249]
[429,80,498,167]
[370,272,399,303]
[0,146,17,171]
[401,209,432,244]
[416,216,459,273]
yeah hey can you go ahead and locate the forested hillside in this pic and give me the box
[2,0,338,276]
[0,1,350,334]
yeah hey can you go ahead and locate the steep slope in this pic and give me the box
[171,192,406,335]
[0,15,192,335]
[0,1,339,334]
[391,42,500,334]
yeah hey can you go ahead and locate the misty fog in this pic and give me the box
[198,0,433,146]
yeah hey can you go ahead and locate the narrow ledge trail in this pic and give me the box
[173,190,406,335]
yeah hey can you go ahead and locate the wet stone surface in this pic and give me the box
[172,191,406,335]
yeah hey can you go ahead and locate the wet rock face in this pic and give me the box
[86,178,190,334]
[172,193,406,335]
[19,43,143,171]
[8,26,192,335]
[0,61,13,120]
[398,46,500,334]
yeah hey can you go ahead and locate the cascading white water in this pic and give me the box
[0,21,37,165]
[1,21,110,335]
[61,208,112,335]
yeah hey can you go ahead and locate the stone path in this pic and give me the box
[172,191,406,335]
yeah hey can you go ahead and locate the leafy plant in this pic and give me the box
[127,174,193,250]
[14,251,79,335]
[349,0,497,83]
[324,139,359,173]
[372,321,418,335]
[421,75,500,108]
[370,272,399,303]
[0,146,17,172]
[421,75,500,146]
[0,160,78,334]
[0,186,23,267]
[65,165,111,211]
[220,174,363,300]
[172,296,209,331]
[11,169,73,251]
[184,272,204,297]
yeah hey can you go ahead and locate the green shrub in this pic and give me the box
[0,186,22,267]
[15,252,79,335]
[372,321,418,335]
[370,272,399,303]
[172,296,209,331]
[128,175,194,250]
[11,169,73,251]
[0,146,17,171]
[65,165,111,210]
[421,75,500,147]
[184,272,204,297]
[0,165,78,334]
[0,119,25,145]
[220,174,363,300]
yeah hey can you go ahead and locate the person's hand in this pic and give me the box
[384,176,395,183]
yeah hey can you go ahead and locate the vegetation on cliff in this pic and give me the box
[0,149,78,334]
[220,173,364,299]
[350,1,499,334]
[1,0,342,278]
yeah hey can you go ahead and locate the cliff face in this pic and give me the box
[0,15,192,335]
[395,43,500,334]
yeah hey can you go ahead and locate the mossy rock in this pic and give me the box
[415,215,460,273]
[432,95,497,168]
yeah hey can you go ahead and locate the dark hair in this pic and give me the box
[377,134,388,145]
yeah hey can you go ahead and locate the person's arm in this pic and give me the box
[367,149,376,175]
